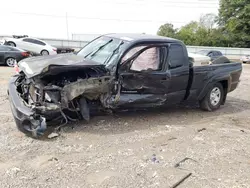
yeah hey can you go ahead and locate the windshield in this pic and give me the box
[77,36,127,65]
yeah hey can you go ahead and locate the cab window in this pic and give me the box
[122,46,164,72]
[168,44,185,69]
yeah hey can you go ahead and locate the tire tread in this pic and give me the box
[199,82,224,111]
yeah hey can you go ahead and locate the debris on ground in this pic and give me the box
[168,137,177,141]
[48,132,60,139]
[197,128,206,132]
[174,157,197,168]
[151,154,160,163]
[48,157,58,162]
[170,173,192,188]
[6,167,21,176]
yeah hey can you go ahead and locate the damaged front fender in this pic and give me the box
[61,76,111,105]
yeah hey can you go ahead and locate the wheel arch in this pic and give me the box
[198,76,230,102]
[7,41,16,46]
[41,49,49,55]
[219,80,228,105]
[5,56,16,62]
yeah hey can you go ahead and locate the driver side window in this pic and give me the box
[122,46,161,72]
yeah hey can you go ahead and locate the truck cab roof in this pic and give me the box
[104,33,182,44]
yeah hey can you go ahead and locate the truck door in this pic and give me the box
[114,44,171,108]
[166,43,190,104]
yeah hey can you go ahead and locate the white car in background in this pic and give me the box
[188,52,212,66]
[240,55,250,64]
[4,37,57,56]
[0,38,6,45]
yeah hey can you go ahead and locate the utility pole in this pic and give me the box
[66,12,69,40]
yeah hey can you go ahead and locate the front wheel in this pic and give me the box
[199,83,224,111]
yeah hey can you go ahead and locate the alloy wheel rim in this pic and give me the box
[210,87,221,106]
[42,51,49,55]
[6,58,16,67]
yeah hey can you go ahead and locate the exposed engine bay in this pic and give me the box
[15,66,112,136]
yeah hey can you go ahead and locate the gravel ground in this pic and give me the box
[0,64,250,188]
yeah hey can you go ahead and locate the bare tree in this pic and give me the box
[199,13,218,30]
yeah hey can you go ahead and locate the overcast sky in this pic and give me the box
[0,0,219,39]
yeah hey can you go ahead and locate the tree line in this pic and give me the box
[157,0,250,48]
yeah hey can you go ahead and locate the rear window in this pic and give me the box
[213,51,218,56]
[8,46,24,52]
[217,51,222,55]
[23,38,34,43]
[23,38,46,46]
[212,51,222,56]
[32,39,46,46]
[0,45,24,52]
[168,44,185,68]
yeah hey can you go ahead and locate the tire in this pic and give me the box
[7,42,16,47]
[41,50,49,56]
[199,82,224,111]
[5,57,16,67]
[243,61,246,64]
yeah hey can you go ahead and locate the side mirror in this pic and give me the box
[73,51,78,54]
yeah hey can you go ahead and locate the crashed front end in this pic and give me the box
[8,65,112,138]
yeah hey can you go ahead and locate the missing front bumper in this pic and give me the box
[8,75,47,137]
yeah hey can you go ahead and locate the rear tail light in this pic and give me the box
[53,48,57,52]
[21,52,29,57]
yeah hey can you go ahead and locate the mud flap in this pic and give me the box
[79,97,90,121]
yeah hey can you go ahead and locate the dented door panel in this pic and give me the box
[120,71,170,94]
[113,71,170,108]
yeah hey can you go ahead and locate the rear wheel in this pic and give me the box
[199,83,224,111]
[7,42,16,47]
[5,57,16,67]
[41,50,49,56]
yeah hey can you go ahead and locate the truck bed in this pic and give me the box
[188,62,242,100]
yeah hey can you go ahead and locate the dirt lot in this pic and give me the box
[0,64,250,188]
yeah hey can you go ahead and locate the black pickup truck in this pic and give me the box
[8,33,242,137]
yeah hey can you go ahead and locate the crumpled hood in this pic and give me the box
[18,53,105,78]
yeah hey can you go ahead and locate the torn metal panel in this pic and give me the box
[111,94,167,108]
[61,76,111,104]
[34,103,61,113]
